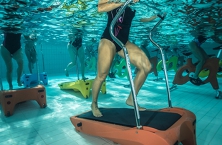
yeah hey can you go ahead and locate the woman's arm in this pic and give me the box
[98,0,124,12]
[140,15,158,23]
[33,37,38,42]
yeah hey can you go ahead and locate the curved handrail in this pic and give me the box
[149,14,173,108]
[109,0,142,129]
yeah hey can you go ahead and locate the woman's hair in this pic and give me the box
[197,35,207,44]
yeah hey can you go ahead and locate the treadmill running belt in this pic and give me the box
[77,108,182,131]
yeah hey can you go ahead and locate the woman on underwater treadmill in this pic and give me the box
[91,0,162,117]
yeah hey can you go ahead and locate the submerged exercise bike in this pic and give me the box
[70,1,196,145]
[171,45,222,98]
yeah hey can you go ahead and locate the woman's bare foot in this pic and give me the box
[126,98,146,111]
[17,81,23,86]
[82,76,88,81]
[9,84,13,90]
[91,103,103,117]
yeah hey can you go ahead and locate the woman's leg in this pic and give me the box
[0,45,13,89]
[109,55,118,78]
[25,48,33,73]
[118,41,151,110]
[13,48,24,86]
[77,46,87,79]
[65,47,77,77]
[30,48,37,70]
[91,39,116,117]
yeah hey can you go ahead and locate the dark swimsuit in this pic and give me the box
[101,6,136,52]
[3,33,22,55]
[69,37,82,50]
[192,35,207,47]
[193,38,202,47]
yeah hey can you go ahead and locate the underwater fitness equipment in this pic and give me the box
[156,46,185,73]
[198,45,222,78]
[70,1,196,145]
[215,46,222,78]
[0,84,47,116]
[58,38,106,99]
[171,46,222,98]
[58,79,106,99]
[20,42,48,87]
[0,47,47,117]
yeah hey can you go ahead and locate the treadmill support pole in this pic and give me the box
[110,0,142,129]
[149,14,173,108]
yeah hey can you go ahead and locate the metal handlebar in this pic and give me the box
[149,13,173,108]
[109,0,142,129]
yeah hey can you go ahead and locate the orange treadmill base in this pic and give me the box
[70,107,196,145]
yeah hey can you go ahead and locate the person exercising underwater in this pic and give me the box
[90,0,166,117]
[24,33,38,74]
[188,35,209,85]
[1,32,24,90]
[65,29,87,80]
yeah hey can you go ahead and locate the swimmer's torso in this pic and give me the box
[3,33,22,54]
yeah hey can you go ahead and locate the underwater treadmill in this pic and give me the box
[70,1,196,145]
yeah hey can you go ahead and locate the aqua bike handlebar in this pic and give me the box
[109,0,142,129]
[157,13,166,20]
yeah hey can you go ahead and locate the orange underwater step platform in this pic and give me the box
[70,107,196,145]
[0,85,47,116]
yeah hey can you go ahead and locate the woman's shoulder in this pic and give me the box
[67,42,73,47]
[25,40,35,44]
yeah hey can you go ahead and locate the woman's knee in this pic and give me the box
[144,61,152,74]
[136,60,151,75]
[140,55,152,73]
[96,72,108,82]
[6,66,13,73]
[15,57,24,65]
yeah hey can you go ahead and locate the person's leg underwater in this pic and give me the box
[1,45,13,89]
[91,39,116,117]
[13,48,24,86]
[78,46,88,80]
[189,42,208,85]
[109,55,118,78]
[30,48,37,71]
[118,41,151,110]
[25,48,33,73]
[65,47,77,77]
